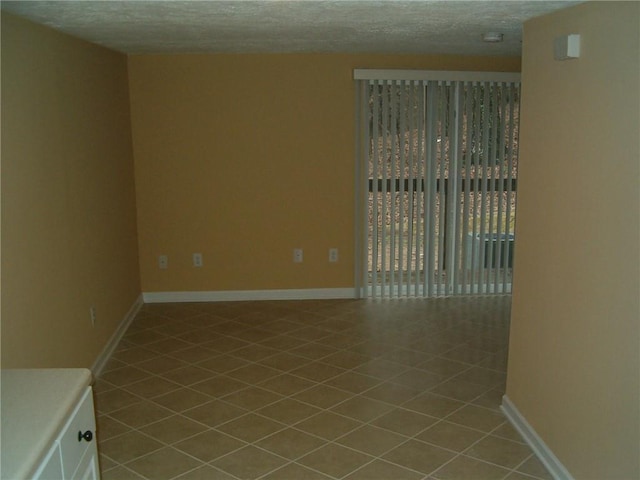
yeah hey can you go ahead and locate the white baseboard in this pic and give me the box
[501,395,574,480]
[91,294,143,377]
[142,288,357,303]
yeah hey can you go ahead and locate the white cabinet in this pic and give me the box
[1,369,100,480]
[31,388,99,480]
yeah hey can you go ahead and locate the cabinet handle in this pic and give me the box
[78,430,93,442]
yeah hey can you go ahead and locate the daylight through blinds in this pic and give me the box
[355,71,521,298]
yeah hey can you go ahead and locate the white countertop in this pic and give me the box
[1,368,93,480]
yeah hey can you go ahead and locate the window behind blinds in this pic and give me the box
[355,70,521,298]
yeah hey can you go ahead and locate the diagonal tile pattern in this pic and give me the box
[95,296,551,480]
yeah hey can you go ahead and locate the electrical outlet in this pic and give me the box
[193,253,203,267]
[293,248,303,263]
[159,255,168,269]
[329,248,339,262]
[90,306,96,327]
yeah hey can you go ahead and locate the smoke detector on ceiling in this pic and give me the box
[482,32,504,43]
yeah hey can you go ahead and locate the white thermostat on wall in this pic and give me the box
[554,34,581,60]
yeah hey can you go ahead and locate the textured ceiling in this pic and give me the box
[1,1,581,56]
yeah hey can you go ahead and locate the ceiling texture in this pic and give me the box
[1,0,581,56]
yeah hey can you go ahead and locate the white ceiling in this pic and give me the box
[1,0,582,56]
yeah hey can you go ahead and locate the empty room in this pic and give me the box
[1,1,638,479]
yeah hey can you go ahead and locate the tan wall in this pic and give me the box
[1,14,141,368]
[129,53,520,293]
[506,2,639,478]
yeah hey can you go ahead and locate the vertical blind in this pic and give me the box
[355,70,521,298]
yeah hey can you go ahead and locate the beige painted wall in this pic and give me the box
[129,53,520,293]
[1,14,141,368]
[506,2,639,478]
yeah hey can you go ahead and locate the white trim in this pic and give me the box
[501,395,575,480]
[142,288,357,304]
[91,294,143,377]
[353,69,521,83]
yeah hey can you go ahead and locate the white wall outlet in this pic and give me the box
[293,248,303,263]
[159,255,168,269]
[90,306,96,327]
[193,253,203,267]
[329,248,339,263]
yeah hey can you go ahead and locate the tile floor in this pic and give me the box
[94,296,552,480]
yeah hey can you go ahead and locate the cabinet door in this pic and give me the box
[72,445,100,480]
[33,444,63,479]
[59,388,97,479]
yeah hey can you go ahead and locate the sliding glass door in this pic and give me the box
[355,70,520,298]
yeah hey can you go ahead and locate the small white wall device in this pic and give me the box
[554,34,581,60]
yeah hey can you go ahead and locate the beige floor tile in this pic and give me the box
[371,407,439,436]
[138,414,208,444]
[123,376,182,398]
[290,342,340,360]
[189,375,248,398]
[172,465,238,480]
[220,385,284,410]
[361,381,423,404]
[390,368,448,391]
[343,459,424,480]
[215,413,285,442]
[197,354,249,373]
[100,365,151,387]
[160,365,217,386]
[418,357,472,376]
[108,400,174,428]
[465,435,534,469]
[492,422,527,444]
[298,443,374,478]
[290,361,346,382]
[173,429,246,462]
[504,472,546,480]
[182,399,247,427]
[100,430,164,464]
[446,405,506,433]
[432,454,511,480]
[152,387,212,412]
[295,411,363,440]
[516,455,553,480]
[403,392,465,418]
[382,439,456,475]
[257,373,316,396]
[429,377,493,402]
[145,337,193,354]
[454,366,507,388]
[256,398,322,425]
[260,462,333,480]
[201,335,249,353]
[101,465,146,480]
[320,350,370,369]
[96,414,131,441]
[258,352,311,371]
[259,334,308,350]
[95,387,141,414]
[291,384,355,409]
[125,446,203,480]
[416,420,486,452]
[470,386,506,412]
[330,395,394,422]
[256,428,326,460]
[228,343,280,361]
[353,358,410,380]
[97,297,536,480]
[212,445,289,479]
[324,371,382,393]
[337,424,408,456]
